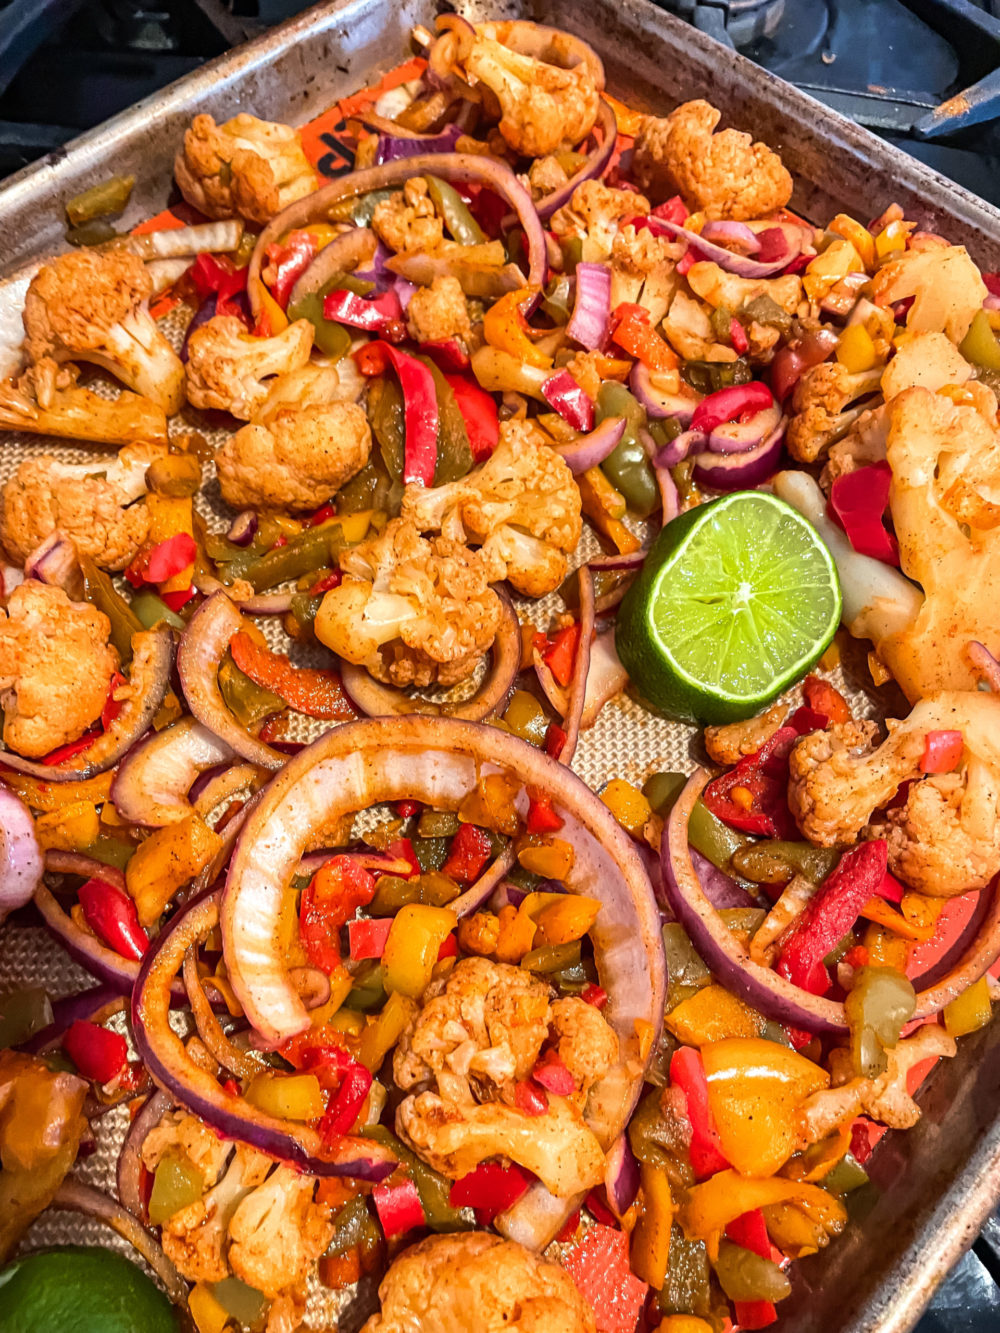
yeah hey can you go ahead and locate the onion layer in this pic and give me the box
[111,717,236,828]
[0,786,42,924]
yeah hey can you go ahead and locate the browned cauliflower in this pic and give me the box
[686,261,803,315]
[159,1144,272,1284]
[360,1232,597,1333]
[0,359,168,447]
[315,517,502,688]
[216,401,371,512]
[525,154,570,200]
[372,178,445,255]
[871,246,987,344]
[141,1109,234,1185]
[550,181,650,264]
[462,33,601,157]
[0,444,165,570]
[22,249,184,414]
[610,223,681,323]
[184,315,313,420]
[549,997,619,1095]
[227,1164,334,1299]
[879,330,972,402]
[0,582,117,758]
[632,100,793,220]
[174,113,316,225]
[786,361,883,464]
[401,420,583,598]
[405,275,473,345]
[704,702,789,766]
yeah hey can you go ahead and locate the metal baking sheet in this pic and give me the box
[2,2,1000,1331]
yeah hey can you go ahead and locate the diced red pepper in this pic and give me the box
[383,837,420,878]
[146,533,197,585]
[877,869,905,904]
[372,1177,425,1238]
[543,624,580,688]
[843,944,870,968]
[444,372,499,462]
[441,823,493,883]
[270,534,288,549]
[318,1059,372,1142]
[544,723,567,760]
[541,369,595,432]
[299,856,378,973]
[265,230,319,308]
[581,983,608,1009]
[777,840,889,995]
[669,1046,730,1180]
[828,463,900,567]
[78,878,148,961]
[309,571,342,596]
[422,339,470,373]
[189,252,249,322]
[676,248,697,276]
[786,705,829,735]
[610,303,678,375]
[533,1048,577,1095]
[727,1208,771,1259]
[63,1020,128,1085]
[159,587,196,613]
[702,726,799,839]
[729,317,749,354]
[584,1188,619,1228]
[984,272,1000,298]
[347,916,393,961]
[802,674,850,725]
[353,341,391,377]
[322,287,405,341]
[514,1080,549,1116]
[101,672,128,731]
[920,729,964,774]
[308,502,336,527]
[381,344,439,486]
[222,1077,241,1097]
[395,800,421,819]
[652,196,689,225]
[437,932,458,961]
[449,1162,534,1218]
[526,792,564,834]
[42,732,98,766]
[734,1299,779,1329]
[556,1208,582,1243]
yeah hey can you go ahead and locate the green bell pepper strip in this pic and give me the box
[288,272,375,360]
[129,591,186,632]
[223,519,352,592]
[0,987,53,1048]
[368,374,406,482]
[643,771,754,870]
[426,176,486,246]
[80,555,143,664]
[218,655,284,728]
[960,308,1000,372]
[327,1195,383,1258]
[363,1124,473,1231]
[596,381,659,518]
[418,356,473,485]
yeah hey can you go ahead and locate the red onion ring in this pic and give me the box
[117,1087,173,1219]
[182,946,259,1080]
[590,551,647,571]
[579,629,629,730]
[481,19,605,88]
[707,402,783,455]
[132,888,397,1180]
[191,762,263,821]
[691,420,786,490]
[43,850,126,892]
[0,785,42,924]
[648,218,803,277]
[604,1134,640,1220]
[450,845,517,918]
[0,627,172,782]
[630,362,701,424]
[560,567,595,764]
[566,260,611,352]
[532,645,569,718]
[554,415,626,474]
[339,589,520,721]
[177,593,284,770]
[287,226,379,308]
[111,717,236,828]
[535,100,618,222]
[193,574,293,617]
[700,220,761,254]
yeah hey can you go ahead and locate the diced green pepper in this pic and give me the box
[741,294,793,335]
[426,176,485,246]
[658,1224,713,1314]
[596,381,658,518]
[712,1240,791,1303]
[80,555,143,664]
[368,374,406,482]
[413,837,449,873]
[541,274,573,322]
[521,941,581,973]
[680,358,752,394]
[844,965,916,1078]
[84,835,135,871]
[326,1195,382,1259]
[642,771,687,817]
[731,840,841,886]
[347,961,387,1012]
[960,308,1000,372]
[286,290,351,359]
[416,811,460,839]
[823,1152,869,1195]
[218,656,284,728]
[0,987,53,1048]
[368,873,459,916]
[224,520,351,592]
[129,591,186,632]
[65,174,135,226]
[210,1278,268,1329]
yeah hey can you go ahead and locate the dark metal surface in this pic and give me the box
[0,2,999,1328]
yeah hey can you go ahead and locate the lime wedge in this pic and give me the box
[615,491,842,724]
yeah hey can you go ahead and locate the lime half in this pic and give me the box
[0,1246,178,1333]
[615,491,842,724]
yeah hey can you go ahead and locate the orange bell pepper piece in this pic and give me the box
[858,896,935,941]
[483,289,552,369]
[681,1169,846,1257]
[229,631,356,721]
[610,303,679,375]
[665,985,763,1046]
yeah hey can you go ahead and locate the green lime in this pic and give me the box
[615,491,841,724]
[0,1246,178,1333]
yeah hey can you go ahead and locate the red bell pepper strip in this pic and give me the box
[776,840,889,995]
[610,303,679,375]
[690,381,774,435]
[265,230,319,308]
[581,983,608,1009]
[920,729,964,773]
[449,1162,535,1219]
[101,672,128,731]
[802,674,850,725]
[78,879,148,961]
[730,317,750,355]
[229,631,356,721]
[677,247,697,276]
[828,462,900,567]
[526,792,564,834]
[299,856,378,974]
[437,932,458,961]
[669,1046,730,1180]
[347,917,393,961]
[308,501,336,527]
[444,372,499,462]
[557,1209,582,1243]
[373,1177,426,1238]
[318,1059,372,1143]
[189,253,249,322]
[309,571,342,596]
[322,287,405,341]
[440,823,493,883]
[584,1189,619,1228]
[64,1020,128,1084]
[42,732,99,766]
[380,344,439,487]
[514,1080,549,1116]
[395,799,420,819]
[877,870,905,904]
[727,1208,772,1259]
[422,339,470,373]
[984,272,1000,298]
[383,837,420,878]
[159,587,196,613]
[734,1299,779,1329]
[543,624,580,688]
[145,533,197,585]
[786,705,829,736]
[544,723,567,760]
[541,369,596,432]
[652,195,689,225]
[533,1048,577,1094]
[702,725,800,839]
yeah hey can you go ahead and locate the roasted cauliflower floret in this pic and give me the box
[405,275,473,345]
[401,420,582,598]
[879,329,972,401]
[872,770,1000,896]
[315,517,502,688]
[632,100,793,220]
[174,112,316,224]
[610,224,681,323]
[871,245,987,344]
[549,997,619,1095]
[786,361,883,463]
[361,1232,597,1333]
[0,582,117,758]
[550,181,649,264]
[216,401,371,512]
[686,261,803,315]
[0,358,168,447]
[161,1144,272,1285]
[22,249,183,415]
[372,178,445,255]
[0,445,164,570]
[526,154,570,200]
[141,1109,234,1185]
[463,35,600,157]
[705,702,789,766]
[227,1165,334,1299]
[184,315,313,420]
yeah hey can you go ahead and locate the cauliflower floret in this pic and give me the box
[141,1110,234,1184]
[821,405,890,487]
[227,1165,334,1299]
[401,420,582,597]
[704,702,789,766]
[549,997,619,1095]
[871,246,987,344]
[872,769,1000,896]
[686,261,803,315]
[786,361,883,463]
[316,517,502,688]
[610,224,682,323]
[632,100,793,220]
[22,250,184,415]
[0,582,117,758]
[372,178,445,255]
[162,1144,272,1285]
[0,358,168,447]
[405,275,473,345]
[526,154,570,200]
[361,1232,597,1333]
[879,329,972,401]
[174,113,316,224]
[662,289,717,361]
[550,181,649,264]
[184,315,314,420]
[0,446,164,570]
[463,35,600,157]
[216,401,371,512]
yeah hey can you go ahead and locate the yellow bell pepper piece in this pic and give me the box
[188,1283,230,1333]
[359,990,417,1071]
[338,508,374,545]
[828,214,877,272]
[577,467,641,554]
[495,903,538,963]
[244,1071,325,1121]
[146,492,195,594]
[658,1319,715,1333]
[34,801,101,853]
[299,223,339,246]
[307,967,354,1029]
[126,813,223,927]
[483,289,553,369]
[665,985,763,1046]
[681,1169,846,1252]
[458,772,521,835]
[601,92,644,138]
[382,903,457,998]
[803,238,864,302]
[858,895,935,941]
[601,779,652,836]
[3,770,113,812]
[863,921,909,971]
[631,1162,674,1289]
[836,323,879,374]
[534,894,602,946]
[258,284,289,334]
[327,1008,365,1037]
[875,218,908,259]
[517,838,575,880]
[943,974,993,1037]
[701,1037,829,1177]
[761,1197,845,1259]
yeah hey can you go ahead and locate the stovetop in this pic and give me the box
[0,0,999,1329]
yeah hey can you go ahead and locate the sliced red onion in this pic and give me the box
[690,847,753,908]
[191,762,262,820]
[769,329,839,404]
[133,887,397,1179]
[25,531,83,598]
[177,593,284,770]
[630,362,700,424]
[566,261,611,352]
[820,271,871,322]
[579,629,628,729]
[43,850,126,892]
[287,227,379,307]
[449,845,517,918]
[536,100,618,222]
[656,429,706,468]
[656,464,679,526]
[33,882,164,996]
[387,250,527,300]
[375,123,462,163]
[129,219,243,262]
[984,294,1000,313]
[700,220,761,255]
[0,626,172,782]
[111,717,237,828]
[648,217,802,278]
[394,276,418,312]
[692,419,785,491]
[183,946,260,1080]
[117,1088,173,1219]
[194,573,293,617]
[554,415,626,474]
[604,1134,640,1220]
[708,401,783,455]
[589,551,647,571]
[0,785,42,924]
[180,294,217,362]
[340,589,520,722]
[226,511,258,547]
[560,567,595,765]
